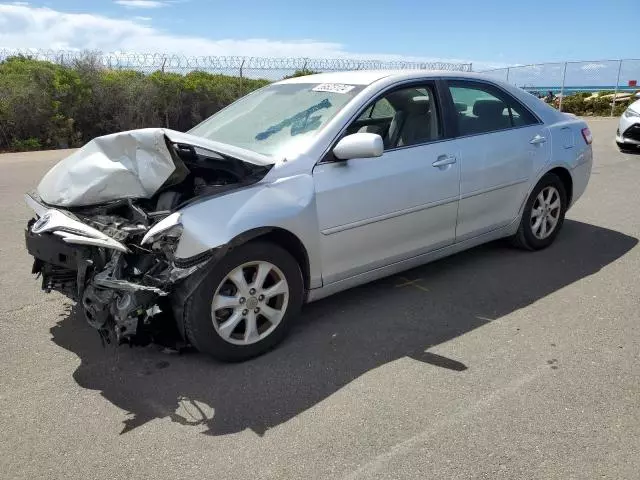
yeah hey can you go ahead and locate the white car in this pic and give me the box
[617,99,640,151]
[24,70,593,361]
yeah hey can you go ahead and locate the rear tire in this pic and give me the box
[183,241,303,362]
[511,173,567,251]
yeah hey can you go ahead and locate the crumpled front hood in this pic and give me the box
[37,128,275,207]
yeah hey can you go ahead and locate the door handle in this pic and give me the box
[432,155,457,168]
[530,134,547,145]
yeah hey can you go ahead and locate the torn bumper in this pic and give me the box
[28,205,129,253]
[23,194,216,345]
[25,222,90,299]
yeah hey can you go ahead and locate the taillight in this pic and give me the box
[581,127,593,145]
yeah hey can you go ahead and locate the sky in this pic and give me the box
[0,0,638,71]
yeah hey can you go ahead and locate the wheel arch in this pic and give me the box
[517,165,574,221]
[226,227,311,294]
[546,166,573,206]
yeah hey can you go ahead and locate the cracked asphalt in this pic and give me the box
[1,118,639,479]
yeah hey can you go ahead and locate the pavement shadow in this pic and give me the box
[50,220,637,436]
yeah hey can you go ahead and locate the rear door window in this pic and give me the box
[447,81,539,136]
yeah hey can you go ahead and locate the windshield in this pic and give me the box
[188,82,364,156]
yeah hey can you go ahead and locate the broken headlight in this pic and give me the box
[141,212,182,253]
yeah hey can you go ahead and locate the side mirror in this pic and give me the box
[332,132,383,160]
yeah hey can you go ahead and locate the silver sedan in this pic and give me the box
[25,70,593,361]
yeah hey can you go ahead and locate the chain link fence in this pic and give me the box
[481,59,640,115]
[0,49,473,80]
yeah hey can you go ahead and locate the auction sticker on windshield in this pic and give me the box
[312,83,356,94]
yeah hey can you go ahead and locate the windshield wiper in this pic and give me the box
[255,99,332,141]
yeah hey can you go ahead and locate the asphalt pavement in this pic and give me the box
[1,118,638,479]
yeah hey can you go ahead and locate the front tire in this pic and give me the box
[184,241,303,362]
[511,173,567,251]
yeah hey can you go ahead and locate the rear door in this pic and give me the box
[444,80,550,241]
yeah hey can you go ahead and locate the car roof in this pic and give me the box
[276,69,566,130]
[276,70,490,86]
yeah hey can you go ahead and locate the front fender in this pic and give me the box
[174,174,322,288]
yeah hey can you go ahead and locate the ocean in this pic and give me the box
[522,85,638,94]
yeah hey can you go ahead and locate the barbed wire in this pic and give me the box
[0,49,473,76]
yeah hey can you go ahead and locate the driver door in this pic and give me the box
[313,82,460,284]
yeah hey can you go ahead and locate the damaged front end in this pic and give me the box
[24,128,273,347]
[25,196,193,346]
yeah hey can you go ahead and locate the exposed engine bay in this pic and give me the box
[25,130,272,347]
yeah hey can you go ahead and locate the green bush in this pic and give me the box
[557,92,634,116]
[283,68,321,79]
[559,95,583,115]
[0,55,270,152]
[613,99,635,116]
[10,137,41,151]
[0,56,88,150]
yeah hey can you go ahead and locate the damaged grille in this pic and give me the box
[40,263,77,298]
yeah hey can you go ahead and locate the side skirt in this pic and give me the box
[306,218,520,303]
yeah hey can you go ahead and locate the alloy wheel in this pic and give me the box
[211,261,289,345]
[530,185,561,240]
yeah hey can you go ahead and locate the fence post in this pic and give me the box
[159,57,169,127]
[558,62,567,112]
[505,67,510,83]
[611,59,623,117]
[239,59,245,94]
